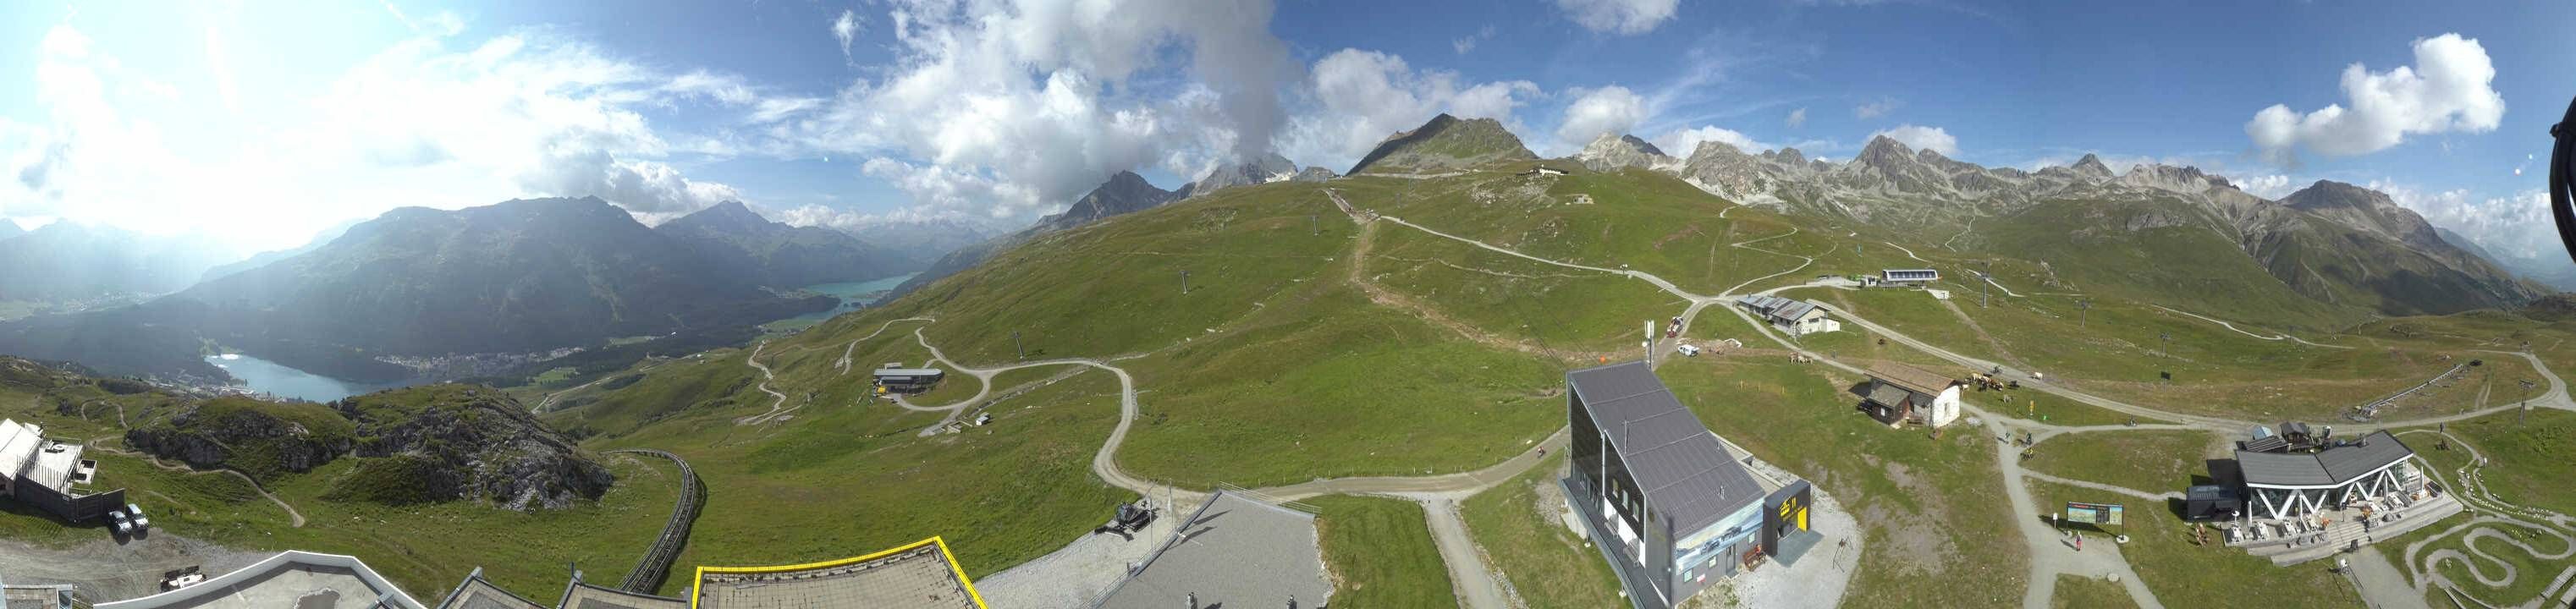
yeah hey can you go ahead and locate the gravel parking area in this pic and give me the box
[1721,489,1861,609]
[0,531,267,603]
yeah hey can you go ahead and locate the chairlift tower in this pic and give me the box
[2077,299,2091,328]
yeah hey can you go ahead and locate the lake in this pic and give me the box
[206,353,412,403]
[767,272,920,332]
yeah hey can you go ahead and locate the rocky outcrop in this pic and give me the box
[1291,166,1339,182]
[1185,153,1302,198]
[335,385,614,511]
[125,385,612,511]
[126,398,355,480]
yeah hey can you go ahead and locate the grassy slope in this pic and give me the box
[1460,454,1627,608]
[2024,480,2360,609]
[0,383,680,601]
[2023,430,2226,497]
[1362,222,1683,354]
[1307,495,1460,609]
[599,366,1131,595]
[1661,355,2028,608]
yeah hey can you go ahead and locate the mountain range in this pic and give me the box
[0,222,240,303]
[0,197,918,384]
[1583,133,2540,316]
[884,154,1337,301]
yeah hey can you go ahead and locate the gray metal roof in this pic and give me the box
[1096,491,1332,608]
[1863,383,1913,407]
[2237,431,2414,487]
[872,368,945,377]
[1567,362,1768,535]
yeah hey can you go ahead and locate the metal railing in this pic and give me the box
[608,449,702,594]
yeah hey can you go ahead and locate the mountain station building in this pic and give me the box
[1563,362,1819,609]
[1734,295,1841,337]
[2219,430,2463,564]
[0,419,123,523]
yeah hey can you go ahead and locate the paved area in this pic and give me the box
[1726,487,1862,609]
[2346,548,2430,609]
[695,543,978,609]
[1094,492,1330,609]
[976,498,1182,609]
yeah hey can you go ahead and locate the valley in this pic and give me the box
[4,117,2573,609]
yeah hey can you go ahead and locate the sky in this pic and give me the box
[1,0,2572,265]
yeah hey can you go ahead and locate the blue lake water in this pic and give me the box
[771,272,920,328]
[206,354,410,403]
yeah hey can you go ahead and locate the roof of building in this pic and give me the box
[1735,295,1826,322]
[2236,431,2415,487]
[872,368,946,377]
[0,419,44,480]
[692,538,981,609]
[1095,491,1333,609]
[557,581,685,609]
[1882,268,1939,277]
[94,551,426,609]
[21,442,82,491]
[1867,362,1956,396]
[1566,361,1770,535]
[1863,382,1913,407]
[435,571,545,609]
[2239,436,2291,453]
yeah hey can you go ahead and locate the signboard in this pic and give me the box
[2064,502,2124,526]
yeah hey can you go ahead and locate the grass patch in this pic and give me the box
[1308,495,1459,608]
[1660,355,2027,607]
[1461,454,1627,608]
[2050,573,2137,609]
[2023,429,2225,497]
[2024,480,2360,609]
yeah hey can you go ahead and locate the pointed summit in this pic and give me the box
[2069,153,2113,180]
[1346,113,1536,175]
[1575,133,1671,171]
[1038,170,1181,232]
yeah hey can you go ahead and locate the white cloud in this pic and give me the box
[1552,0,1680,36]
[1869,124,1956,156]
[1276,48,1541,173]
[2371,179,2551,261]
[1453,25,1495,55]
[1555,85,1649,151]
[832,9,863,64]
[2236,173,2298,199]
[1652,125,1772,156]
[1785,107,1807,128]
[2246,33,2505,166]
[0,22,761,250]
[1854,97,1900,119]
[769,0,1296,219]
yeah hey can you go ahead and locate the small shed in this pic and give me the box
[1860,363,1962,428]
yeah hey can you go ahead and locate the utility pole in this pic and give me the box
[1181,269,1191,294]
[2078,299,2091,328]
[1979,261,1992,309]
[1311,214,1318,235]
[1013,331,1025,361]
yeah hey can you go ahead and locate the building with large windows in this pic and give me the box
[1560,361,1810,609]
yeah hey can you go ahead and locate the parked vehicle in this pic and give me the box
[126,502,149,529]
[108,510,133,535]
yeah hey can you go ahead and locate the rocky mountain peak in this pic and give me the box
[2116,163,2225,195]
[2281,180,2393,211]
[1346,112,1536,174]
[1576,133,1674,171]
[2069,154,2114,180]
[1038,170,1181,232]
[1768,147,1808,166]
[1855,135,1916,167]
[1186,152,1303,198]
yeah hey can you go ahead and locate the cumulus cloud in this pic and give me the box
[1854,97,1900,119]
[2371,179,2551,261]
[1552,0,1680,35]
[0,21,763,249]
[768,0,1296,218]
[2236,173,2298,199]
[1869,124,1956,156]
[832,9,863,64]
[1785,107,1807,128]
[1276,48,1541,173]
[1555,86,1649,150]
[2246,33,2505,167]
[1652,125,1772,156]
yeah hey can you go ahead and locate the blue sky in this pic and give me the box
[1,0,2570,263]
